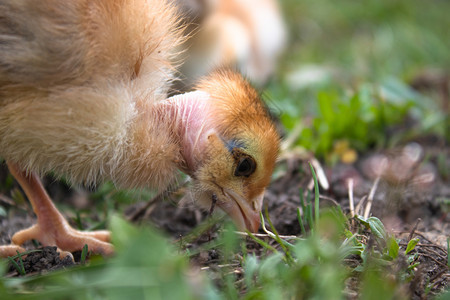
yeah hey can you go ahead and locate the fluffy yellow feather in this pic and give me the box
[0,0,280,257]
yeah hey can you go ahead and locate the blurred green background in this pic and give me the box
[269,0,448,160]
[282,0,449,79]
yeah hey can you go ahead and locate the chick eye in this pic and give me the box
[234,156,256,177]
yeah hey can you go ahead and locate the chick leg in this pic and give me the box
[0,162,113,257]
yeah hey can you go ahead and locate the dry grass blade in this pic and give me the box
[363,177,380,219]
[0,194,15,206]
[354,195,367,216]
[408,218,421,242]
[319,195,340,206]
[310,158,329,190]
[280,121,304,152]
[127,178,190,222]
[348,179,355,218]
[234,231,299,241]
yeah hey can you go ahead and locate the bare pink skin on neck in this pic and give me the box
[164,91,213,174]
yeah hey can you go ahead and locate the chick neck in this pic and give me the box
[165,91,214,175]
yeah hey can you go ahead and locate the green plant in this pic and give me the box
[7,251,26,276]
[1,165,444,299]
[280,79,446,161]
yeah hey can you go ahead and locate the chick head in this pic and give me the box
[181,70,280,232]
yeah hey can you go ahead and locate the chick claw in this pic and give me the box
[0,162,114,258]
[11,223,113,256]
[0,245,26,258]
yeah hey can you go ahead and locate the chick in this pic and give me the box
[0,0,279,257]
[175,0,287,90]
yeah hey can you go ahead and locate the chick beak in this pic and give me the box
[219,190,265,233]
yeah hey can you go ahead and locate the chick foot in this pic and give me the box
[0,162,113,258]
[0,245,26,258]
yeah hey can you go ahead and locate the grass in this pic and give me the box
[268,0,448,162]
[2,165,444,299]
[279,0,450,80]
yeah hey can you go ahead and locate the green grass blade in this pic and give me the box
[7,257,24,276]
[246,231,279,254]
[309,163,320,229]
[80,244,88,264]
[297,207,306,236]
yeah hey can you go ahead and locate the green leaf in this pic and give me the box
[387,237,399,259]
[405,238,419,254]
[297,207,306,236]
[317,92,335,123]
[356,215,387,240]
[367,217,387,239]
[356,215,370,227]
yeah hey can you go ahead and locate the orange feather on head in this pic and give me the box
[185,69,280,231]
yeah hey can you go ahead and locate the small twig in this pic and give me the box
[354,195,367,216]
[395,230,447,251]
[394,230,433,243]
[209,194,217,216]
[429,268,449,283]
[200,263,241,271]
[399,241,448,261]
[363,177,380,219]
[0,194,15,206]
[206,194,218,242]
[319,195,340,207]
[127,191,166,222]
[227,269,243,276]
[408,218,421,242]
[246,231,280,254]
[418,253,449,268]
[234,231,299,240]
[142,203,158,220]
[430,276,449,292]
[127,179,189,222]
[426,247,448,262]
[398,242,447,254]
[348,179,355,218]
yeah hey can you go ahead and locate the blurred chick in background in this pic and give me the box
[0,0,280,257]
[174,0,287,91]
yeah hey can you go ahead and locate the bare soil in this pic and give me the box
[1,141,448,298]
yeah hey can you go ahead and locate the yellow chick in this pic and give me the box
[175,0,287,89]
[0,0,280,257]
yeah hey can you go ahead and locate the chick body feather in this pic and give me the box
[0,0,182,189]
[0,0,280,255]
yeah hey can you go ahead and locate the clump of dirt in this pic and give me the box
[7,246,74,276]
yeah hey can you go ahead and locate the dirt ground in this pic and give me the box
[0,140,448,297]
